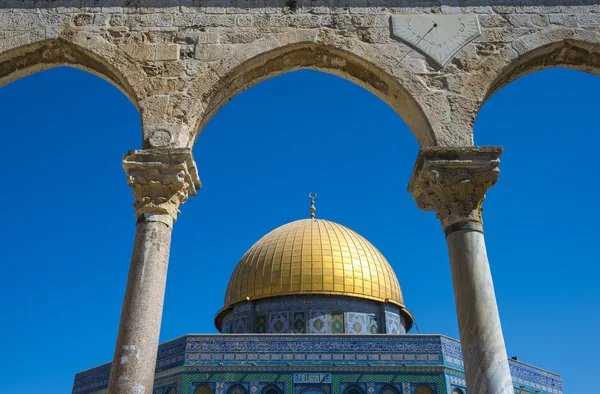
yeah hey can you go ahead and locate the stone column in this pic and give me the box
[108,149,201,394]
[408,147,513,394]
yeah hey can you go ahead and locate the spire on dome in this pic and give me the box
[308,192,317,219]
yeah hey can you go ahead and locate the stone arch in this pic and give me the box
[0,38,143,110]
[471,29,600,120]
[186,39,440,148]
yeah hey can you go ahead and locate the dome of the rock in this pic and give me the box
[215,218,413,334]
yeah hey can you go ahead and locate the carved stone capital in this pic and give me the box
[407,147,502,229]
[123,148,202,223]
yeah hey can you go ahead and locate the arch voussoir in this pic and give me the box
[184,36,443,149]
[0,35,146,110]
[464,28,600,119]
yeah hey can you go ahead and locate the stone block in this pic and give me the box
[155,44,180,60]
[156,13,174,26]
[357,28,389,44]
[140,95,170,124]
[577,13,600,25]
[93,13,110,26]
[173,13,195,26]
[220,30,262,43]
[197,31,219,43]
[530,14,549,27]
[71,13,94,26]
[194,14,236,27]
[548,14,578,27]
[507,14,532,28]
[122,43,156,60]
[194,43,232,61]
[285,14,321,28]
[478,14,509,28]
[481,27,531,43]
[235,14,253,26]
[350,14,375,27]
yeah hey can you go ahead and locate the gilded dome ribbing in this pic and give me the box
[223,218,406,308]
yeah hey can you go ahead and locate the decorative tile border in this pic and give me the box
[294,374,332,384]
[73,335,562,394]
[226,296,404,334]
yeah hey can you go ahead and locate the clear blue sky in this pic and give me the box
[0,65,597,393]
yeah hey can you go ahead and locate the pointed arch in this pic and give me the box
[188,40,437,148]
[452,29,600,135]
[472,29,600,114]
[485,40,600,103]
[0,38,142,110]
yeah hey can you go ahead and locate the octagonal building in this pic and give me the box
[73,214,563,394]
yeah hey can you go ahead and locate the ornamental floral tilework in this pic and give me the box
[255,315,267,333]
[223,295,407,334]
[308,310,329,334]
[367,315,379,334]
[292,311,306,333]
[74,336,562,394]
[346,313,368,334]
[386,313,403,334]
[330,312,344,334]
[269,312,290,333]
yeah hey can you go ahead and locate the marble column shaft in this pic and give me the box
[408,146,513,394]
[108,149,200,394]
[447,228,513,394]
[108,219,172,394]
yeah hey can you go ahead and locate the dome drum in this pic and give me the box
[216,295,409,334]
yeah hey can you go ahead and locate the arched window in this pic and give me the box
[195,385,214,394]
[299,386,327,394]
[452,389,464,394]
[228,385,248,394]
[262,385,282,394]
[414,385,434,394]
[167,388,177,394]
[379,385,399,394]
[344,385,364,394]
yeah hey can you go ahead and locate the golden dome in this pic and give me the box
[223,218,408,310]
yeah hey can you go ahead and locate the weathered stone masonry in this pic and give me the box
[2,1,598,394]
[2,1,600,148]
